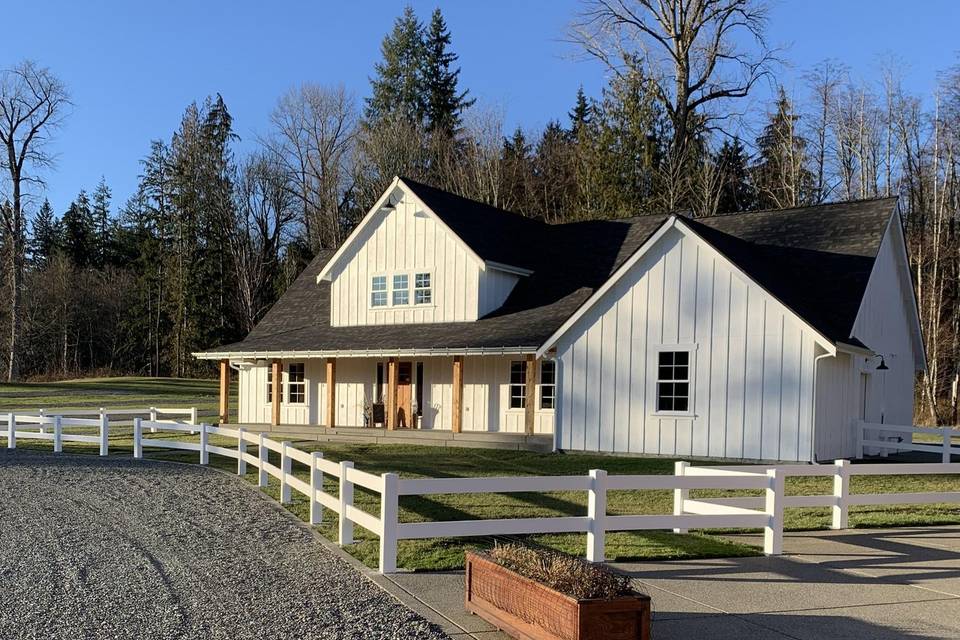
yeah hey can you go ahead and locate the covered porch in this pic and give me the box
[215,351,556,445]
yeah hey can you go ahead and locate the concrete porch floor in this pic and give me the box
[223,423,554,452]
[383,526,960,639]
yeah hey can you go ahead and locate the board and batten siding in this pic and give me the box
[555,226,819,462]
[237,356,554,433]
[326,189,520,327]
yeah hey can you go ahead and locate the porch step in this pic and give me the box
[225,424,554,452]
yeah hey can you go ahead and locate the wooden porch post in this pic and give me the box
[387,357,398,430]
[326,358,336,428]
[524,354,537,435]
[218,359,230,425]
[452,356,464,433]
[271,359,282,427]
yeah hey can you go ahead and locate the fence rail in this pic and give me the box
[859,420,960,462]
[9,409,960,574]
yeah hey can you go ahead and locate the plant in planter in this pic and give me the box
[465,544,650,640]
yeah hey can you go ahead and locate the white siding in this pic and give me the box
[850,218,919,427]
[237,359,325,425]
[326,190,520,326]
[555,227,821,462]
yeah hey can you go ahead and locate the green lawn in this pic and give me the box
[6,377,960,571]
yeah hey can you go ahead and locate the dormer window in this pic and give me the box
[414,272,432,304]
[371,276,387,307]
[392,274,409,305]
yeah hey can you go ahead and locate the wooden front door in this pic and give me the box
[397,362,413,428]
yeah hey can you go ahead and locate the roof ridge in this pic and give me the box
[702,195,898,219]
[398,175,544,225]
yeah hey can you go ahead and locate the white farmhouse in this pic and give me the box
[195,177,924,462]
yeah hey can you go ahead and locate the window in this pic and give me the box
[539,360,556,409]
[414,272,432,305]
[371,275,387,307]
[266,367,273,403]
[656,351,690,413]
[509,361,526,409]
[376,362,384,402]
[287,363,305,404]
[392,274,409,305]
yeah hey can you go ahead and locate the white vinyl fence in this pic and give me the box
[9,409,960,574]
[859,420,960,462]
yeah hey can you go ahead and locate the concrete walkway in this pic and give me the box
[385,526,960,639]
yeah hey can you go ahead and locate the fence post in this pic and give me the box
[7,413,14,449]
[39,408,46,434]
[310,452,324,525]
[199,423,209,465]
[339,461,354,545]
[133,417,143,459]
[942,427,952,464]
[258,433,268,487]
[673,461,689,534]
[237,428,247,475]
[99,409,109,457]
[280,441,292,504]
[149,407,158,433]
[831,459,850,530]
[189,407,198,426]
[379,472,399,574]
[53,415,63,454]
[764,468,784,555]
[586,469,607,562]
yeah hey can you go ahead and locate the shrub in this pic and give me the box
[488,543,635,600]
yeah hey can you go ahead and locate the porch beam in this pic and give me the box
[326,358,336,428]
[452,356,464,433]
[387,357,398,430]
[524,354,537,435]
[218,359,230,424]
[271,359,282,427]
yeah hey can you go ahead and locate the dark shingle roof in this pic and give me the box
[201,190,896,356]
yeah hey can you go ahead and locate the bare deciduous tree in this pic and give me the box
[0,60,70,381]
[570,0,775,162]
[262,84,357,251]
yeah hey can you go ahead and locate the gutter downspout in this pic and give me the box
[811,350,833,462]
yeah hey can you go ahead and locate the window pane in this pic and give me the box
[393,289,409,305]
[372,276,386,291]
[674,365,688,381]
[659,396,674,412]
[371,291,387,307]
[658,365,672,380]
[675,351,689,366]
[414,288,431,304]
[415,273,430,288]
[674,397,689,412]
[658,351,672,366]
[540,360,555,384]
[393,274,408,289]
[675,382,689,398]
[510,361,525,385]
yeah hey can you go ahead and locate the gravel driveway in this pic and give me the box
[0,450,448,640]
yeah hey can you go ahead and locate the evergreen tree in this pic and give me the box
[714,137,756,213]
[365,6,425,125]
[422,8,474,136]
[501,128,533,213]
[753,88,815,209]
[91,177,112,266]
[61,190,95,268]
[568,86,592,136]
[29,198,60,267]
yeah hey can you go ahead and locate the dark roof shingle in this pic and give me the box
[202,190,896,356]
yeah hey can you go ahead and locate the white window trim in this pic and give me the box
[650,344,697,418]
[286,363,307,405]
[370,274,389,309]
[538,359,556,412]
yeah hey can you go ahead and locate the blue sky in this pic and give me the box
[2,0,959,217]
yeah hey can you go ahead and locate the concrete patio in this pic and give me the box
[383,526,960,639]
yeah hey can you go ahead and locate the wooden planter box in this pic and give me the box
[464,552,651,640]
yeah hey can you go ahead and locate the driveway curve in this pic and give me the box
[0,450,447,640]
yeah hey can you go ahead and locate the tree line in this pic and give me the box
[1,1,959,423]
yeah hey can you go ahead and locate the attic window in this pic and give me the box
[392,274,409,305]
[414,272,432,304]
[371,276,387,307]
